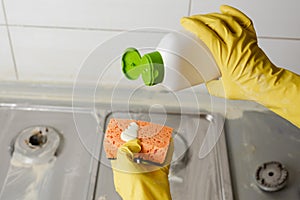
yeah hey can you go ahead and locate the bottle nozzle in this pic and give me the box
[122,48,164,86]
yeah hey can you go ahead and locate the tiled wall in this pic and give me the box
[0,0,299,86]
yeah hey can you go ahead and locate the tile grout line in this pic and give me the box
[2,23,170,34]
[258,36,300,41]
[0,24,300,41]
[187,0,192,16]
[1,0,19,80]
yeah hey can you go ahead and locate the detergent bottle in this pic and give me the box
[121,30,221,91]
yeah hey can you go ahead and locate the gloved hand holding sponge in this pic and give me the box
[105,119,173,200]
[111,5,300,200]
[111,139,173,200]
[181,5,300,128]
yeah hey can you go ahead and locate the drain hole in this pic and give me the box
[29,133,47,146]
[268,172,274,177]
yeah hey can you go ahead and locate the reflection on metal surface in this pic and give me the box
[198,114,225,159]
[255,161,288,192]
[170,130,191,175]
[95,111,233,200]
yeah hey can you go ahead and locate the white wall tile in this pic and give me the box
[190,1,300,38]
[0,27,16,80]
[259,38,300,75]
[5,0,189,31]
[9,27,116,82]
[9,27,166,84]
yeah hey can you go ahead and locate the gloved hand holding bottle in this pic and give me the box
[181,5,300,128]
[113,5,300,200]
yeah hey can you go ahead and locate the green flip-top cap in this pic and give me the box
[122,48,164,86]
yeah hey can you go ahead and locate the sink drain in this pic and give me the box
[255,161,288,192]
[13,126,60,164]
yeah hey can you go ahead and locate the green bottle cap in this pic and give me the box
[122,48,164,86]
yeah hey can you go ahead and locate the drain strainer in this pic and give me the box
[13,126,60,164]
[255,161,288,192]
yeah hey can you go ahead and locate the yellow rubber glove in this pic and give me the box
[181,5,300,128]
[111,139,173,200]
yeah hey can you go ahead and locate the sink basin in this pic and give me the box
[95,111,233,200]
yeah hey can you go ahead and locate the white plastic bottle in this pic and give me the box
[156,30,220,91]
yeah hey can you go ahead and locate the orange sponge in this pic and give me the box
[104,118,173,164]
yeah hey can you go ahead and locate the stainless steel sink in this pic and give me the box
[95,111,233,200]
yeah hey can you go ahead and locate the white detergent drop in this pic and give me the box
[120,122,139,142]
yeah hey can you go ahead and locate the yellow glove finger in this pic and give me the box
[112,139,161,173]
[190,13,244,38]
[220,5,256,34]
[180,17,224,53]
[119,139,141,158]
